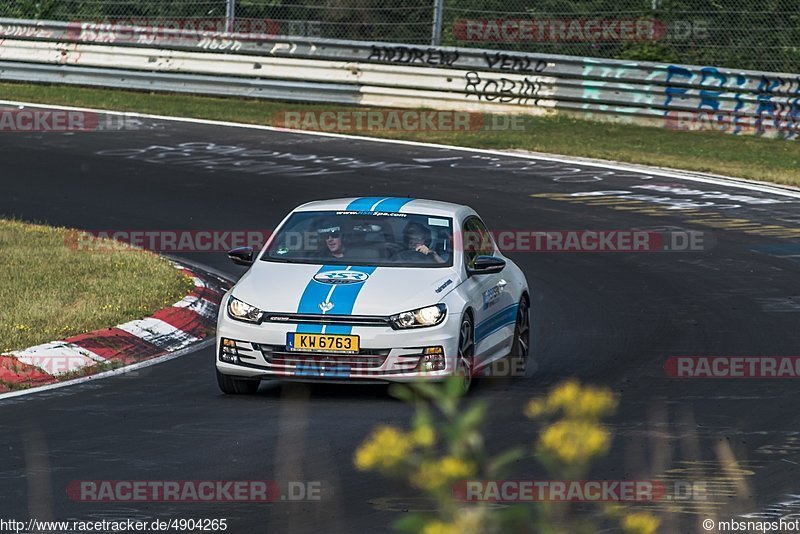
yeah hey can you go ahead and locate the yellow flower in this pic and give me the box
[622,513,660,534]
[524,398,547,418]
[569,385,617,420]
[422,521,458,534]
[526,380,617,421]
[411,456,475,491]
[413,424,436,447]
[549,380,580,408]
[539,420,610,464]
[422,511,489,534]
[439,456,473,479]
[354,425,413,472]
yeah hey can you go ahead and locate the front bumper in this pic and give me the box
[215,311,461,383]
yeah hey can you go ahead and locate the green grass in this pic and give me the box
[0,219,194,353]
[1,81,799,186]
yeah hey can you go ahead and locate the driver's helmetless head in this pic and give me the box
[403,222,430,248]
[317,225,342,253]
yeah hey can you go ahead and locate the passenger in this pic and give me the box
[397,222,445,263]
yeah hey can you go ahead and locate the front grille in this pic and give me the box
[262,313,391,327]
[259,344,392,369]
[271,353,389,369]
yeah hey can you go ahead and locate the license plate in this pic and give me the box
[286,333,359,354]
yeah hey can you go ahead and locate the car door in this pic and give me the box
[460,216,515,366]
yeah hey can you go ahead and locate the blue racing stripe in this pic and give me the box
[296,265,340,333]
[346,197,388,211]
[373,197,414,213]
[324,266,378,335]
[475,304,518,343]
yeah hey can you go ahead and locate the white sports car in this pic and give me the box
[215,197,531,393]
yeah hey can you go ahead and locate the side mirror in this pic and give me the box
[228,246,254,266]
[468,255,505,276]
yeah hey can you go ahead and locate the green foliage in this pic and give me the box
[0,219,193,355]
[353,378,659,533]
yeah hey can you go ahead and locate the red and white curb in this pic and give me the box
[0,262,231,394]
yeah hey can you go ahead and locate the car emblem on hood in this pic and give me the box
[319,301,334,312]
[313,270,370,285]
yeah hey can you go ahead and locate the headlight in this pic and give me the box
[227,296,264,324]
[390,304,447,329]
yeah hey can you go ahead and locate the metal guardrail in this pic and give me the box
[0,18,797,138]
[0,61,362,104]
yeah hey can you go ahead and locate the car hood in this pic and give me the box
[232,262,461,316]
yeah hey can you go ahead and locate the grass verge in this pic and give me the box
[1,81,798,186]
[0,219,194,353]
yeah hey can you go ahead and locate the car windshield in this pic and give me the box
[262,210,454,268]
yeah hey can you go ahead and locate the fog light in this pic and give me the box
[417,346,446,372]
[220,338,239,363]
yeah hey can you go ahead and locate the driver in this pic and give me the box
[315,222,347,259]
[397,222,445,263]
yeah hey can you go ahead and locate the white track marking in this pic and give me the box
[0,339,214,402]
[117,317,199,351]
[172,295,218,319]
[0,99,798,199]
[12,341,105,375]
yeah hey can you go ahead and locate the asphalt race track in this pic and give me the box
[1,106,799,532]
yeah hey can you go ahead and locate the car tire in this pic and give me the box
[511,294,534,378]
[457,313,475,393]
[216,369,260,394]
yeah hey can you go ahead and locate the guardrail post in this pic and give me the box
[225,0,236,32]
[431,0,444,46]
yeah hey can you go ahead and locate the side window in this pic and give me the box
[474,218,494,256]
[462,217,494,269]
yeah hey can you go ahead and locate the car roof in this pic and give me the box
[294,197,476,220]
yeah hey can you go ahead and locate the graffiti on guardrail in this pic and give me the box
[197,37,242,51]
[1,18,797,139]
[367,45,459,67]
[570,58,799,138]
[0,23,54,39]
[483,52,547,74]
[464,71,543,105]
[664,65,800,138]
[578,61,657,116]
